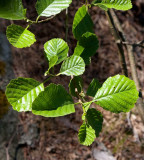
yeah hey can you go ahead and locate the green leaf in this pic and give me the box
[44,55,58,76]
[5,78,44,112]
[86,108,103,137]
[32,83,75,117]
[78,123,96,146]
[6,24,36,48]
[60,56,85,76]
[87,78,101,97]
[0,0,26,20]
[92,0,132,11]
[98,4,108,11]
[44,38,69,64]
[74,32,99,64]
[72,5,94,40]
[69,76,83,97]
[36,0,72,17]
[94,75,139,113]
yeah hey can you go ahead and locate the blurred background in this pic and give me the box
[0,0,144,159]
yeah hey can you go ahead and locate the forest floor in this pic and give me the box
[0,0,144,159]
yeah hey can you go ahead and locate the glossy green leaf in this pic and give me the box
[74,32,99,64]
[72,5,94,40]
[97,4,108,11]
[44,55,58,76]
[32,83,75,117]
[94,75,139,113]
[36,0,72,17]
[60,56,85,76]
[69,76,83,97]
[0,0,26,20]
[92,0,132,11]
[86,108,103,137]
[87,78,101,97]
[5,78,44,112]
[78,123,96,146]
[44,38,69,64]
[6,24,36,48]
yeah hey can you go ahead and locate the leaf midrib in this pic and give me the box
[94,87,136,101]
[14,28,26,46]
[12,83,43,106]
[60,63,83,74]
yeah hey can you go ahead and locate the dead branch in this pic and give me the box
[105,10,128,77]
[109,9,144,124]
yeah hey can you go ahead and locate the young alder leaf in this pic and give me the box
[92,0,132,11]
[87,78,101,97]
[5,78,44,112]
[72,5,94,40]
[60,56,85,76]
[94,75,139,113]
[0,0,26,20]
[78,123,96,146]
[6,24,36,48]
[44,38,69,65]
[74,32,99,64]
[32,83,75,117]
[69,76,83,97]
[36,0,72,17]
[44,55,58,76]
[86,108,103,137]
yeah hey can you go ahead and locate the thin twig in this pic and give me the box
[36,16,40,23]
[37,16,55,23]
[105,10,128,76]
[43,75,55,84]
[121,41,144,48]
[25,16,55,24]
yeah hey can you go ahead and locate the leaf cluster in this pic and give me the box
[1,0,138,146]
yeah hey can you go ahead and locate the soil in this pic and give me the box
[0,0,144,159]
